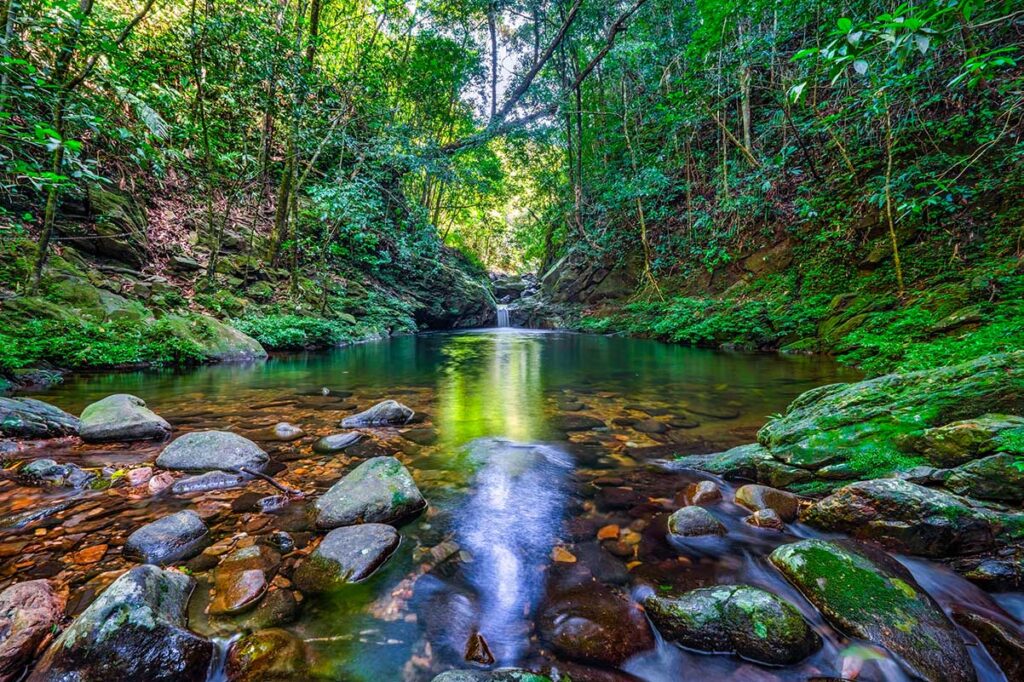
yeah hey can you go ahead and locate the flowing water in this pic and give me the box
[495,305,510,327]
[5,330,1022,681]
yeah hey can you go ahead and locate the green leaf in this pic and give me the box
[837,17,852,32]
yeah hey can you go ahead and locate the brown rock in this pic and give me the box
[734,484,799,522]
[0,580,66,681]
[745,509,785,531]
[687,480,722,505]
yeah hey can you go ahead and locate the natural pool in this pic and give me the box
[5,330,1020,681]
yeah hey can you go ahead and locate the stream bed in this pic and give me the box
[5,330,1022,681]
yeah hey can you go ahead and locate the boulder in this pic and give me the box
[313,456,425,529]
[537,584,655,666]
[27,565,212,681]
[208,545,280,616]
[312,432,362,454]
[123,510,210,566]
[908,414,1024,467]
[945,454,1024,503]
[770,539,974,682]
[643,585,820,665]
[667,506,726,538]
[18,459,94,489]
[294,524,399,592]
[952,610,1024,681]
[156,431,269,473]
[800,478,1003,557]
[672,443,772,481]
[79,394,171,443]
[686,480,722,505]
[226,629,307,682]
[0,398,78,439]
[734,484,799,522]
[341,400,414,428]
[0,580,66,681]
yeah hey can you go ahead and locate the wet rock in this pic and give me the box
[734,484,799,522]
[431,671,551,682]
[952,610,1024,681]
[950,545,1024,590]
[257,495,291,513]
[126,466,153,487]
[209,545,280,616]
[123,510,210,566]
[770,539,975,682]
[667,506,726,538]
[0,398,78,439]
[312,431,362,454]
[148,472,174,494]
[683,404,740,420]
[171,470,249,495]
[0,580,66,681]
[945,454,1024,503]
[345,438,397,458]
[401,427,438,445]
[27,565,212,681]
[595,486,641,511]
[667,416,700,429]
[464,631,494,665]
[267,422,304,442]
[801,478,1001,557]
[686,480,722,505]
[156,431,269,473]
[226,629,307,681]
[633,419,668,434]
[294,523,399,591]
[643,585,820,665]
[551,414,606,432]
[79,394,171,443]
[908,414,1024,467]
[673,443,772,481]
[745,509,785,531]
[340,400,414,427]
[19,459,95,489]
[537,584,655,666]
[313,456,426,529]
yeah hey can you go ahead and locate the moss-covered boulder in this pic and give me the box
[79,394,171,443]
[294,524,399,592]
[945,454,1024,503]
[27,565,212,681]
[906,414,1024,467]
[643,585,820,665]
[800,478,1013,557]
[769,539,974,682]
[313,456,426,529]
[162,315,267,363]
[0,398,79,439]
[673,443,772,480]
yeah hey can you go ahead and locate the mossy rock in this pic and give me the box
[226,629,307,681]
[945,454,1024,504]
[674,443,772,480]
[770,539,974,682]
[906,414,1024,467]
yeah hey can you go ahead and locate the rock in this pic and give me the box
[0,398,78,439]
[769,539,975,682]
[401,427,438,445]
[683,404,740,420]
[313,456,426,529]
[801,478,1002,557]
[126,467,153,487]
[209,545,280,616]
[537,584,655,666]
[27,565,212,682]
[686,480,722,505]
[431,670,551,682]
[745,509,785,531]
[551,414,606,432]
[294,524,399,592]
[734,484,799,522]
[78,394,171,443]
[633,419,668,434]
[18,459,95,489]
[148,472,174,494]
[945,454,1024,503]
[643,585,820,665]
[267,422,303,442]
[756,352,1024,474]
[226,629,307,682]
[666,506,726,538]
[950,545,1024,590]
[312,431,362,454]
[122,510,210,566]
[340,400,414,427]
[187,316,267,363]
[672,443,772,481]
[908,414,1024,467]
[0,580,66,681]
[156,431,269,473]
[171,470,249,495]
[952,610,1024,681]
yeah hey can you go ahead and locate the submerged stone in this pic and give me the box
[341,400,414,427]
[550,414,606,432]
[18,459,95,489]
[171,470,250,495]
[0,398,79,439]
[643,585,820,665]
[294,523,399,591]
[311,431,362,454]
[79,394,171,443]
[313,456,426,529]
[27,565,212,681]
[226,628,307,682]
[209,545,280,616]
[769,539,975,682]
[156,430,269,473]
[123,510,210,566]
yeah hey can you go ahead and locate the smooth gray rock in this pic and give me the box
[667,506,726,537]
[341,400,414,427]
[156,431,269,473]
[312,431,362,454]
[313,456,426,529]
[26,565,212,682]
[123,510,210,565]
[294,524,399,591]
[0,397,78,439]
[79,394,171,443]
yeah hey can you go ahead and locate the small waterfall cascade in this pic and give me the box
[496,304,511,327]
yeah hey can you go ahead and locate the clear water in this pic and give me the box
[5,330,1019,681]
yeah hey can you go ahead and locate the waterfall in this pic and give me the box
[495,304,510,327]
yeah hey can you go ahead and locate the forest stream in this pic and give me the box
[3,329,1021,681]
